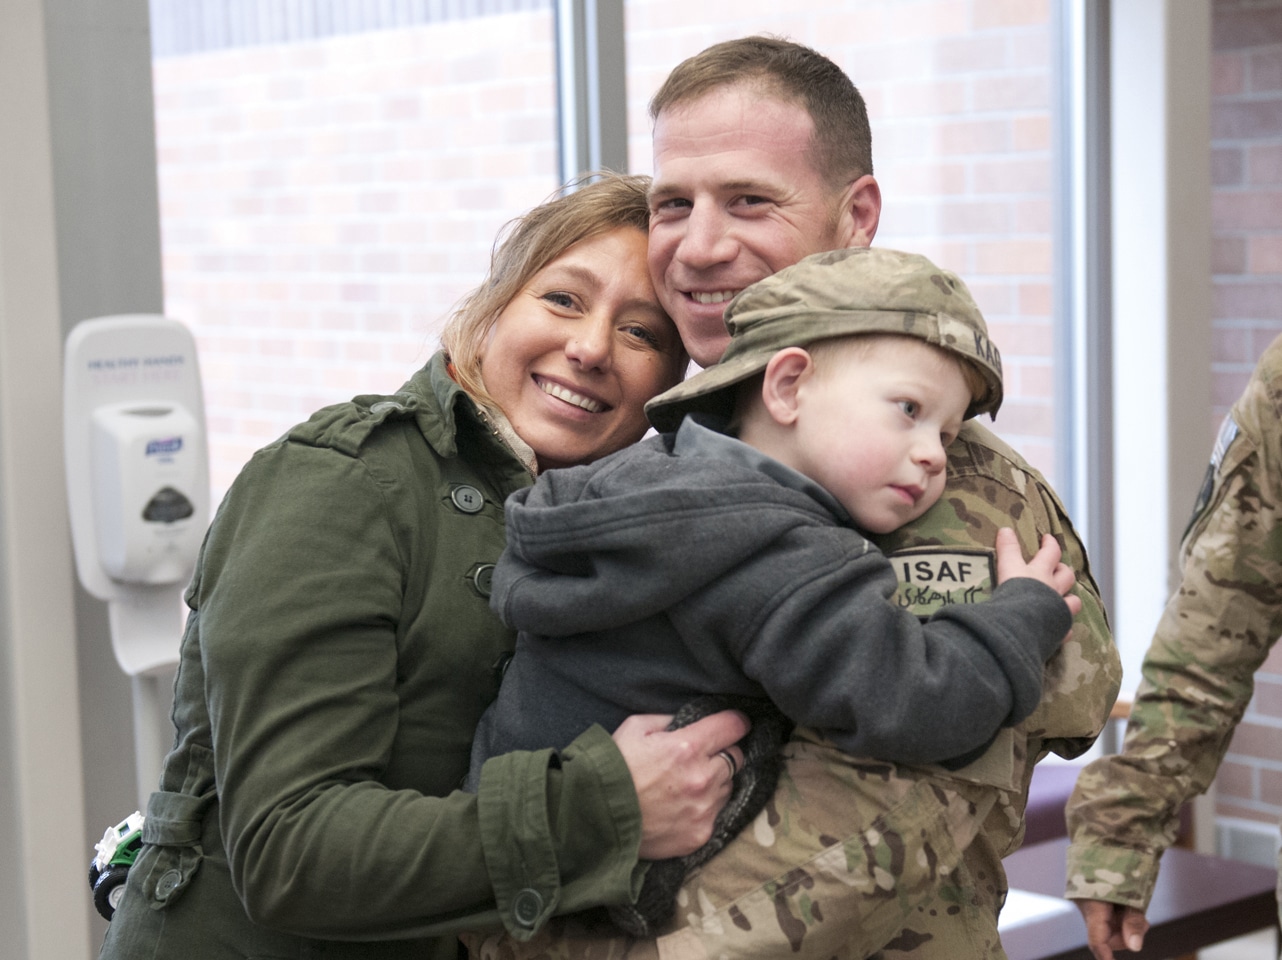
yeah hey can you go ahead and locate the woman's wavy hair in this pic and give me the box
[440,172,666,409]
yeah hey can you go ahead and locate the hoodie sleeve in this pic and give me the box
[720,528,1071,764]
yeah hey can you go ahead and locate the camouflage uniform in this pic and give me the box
[464,251,1121,960]
[1064,331,1282,915]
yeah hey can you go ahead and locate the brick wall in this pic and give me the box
[1208,0,1282,861]
[152,0,1059,495]
[152,9,560,495]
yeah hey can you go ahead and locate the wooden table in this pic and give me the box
[1000,838,1278,960]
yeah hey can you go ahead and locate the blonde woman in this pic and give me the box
[98,174,749,960]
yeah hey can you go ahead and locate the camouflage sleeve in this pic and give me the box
[877,419,1120,776]
[1064,333,1282,910]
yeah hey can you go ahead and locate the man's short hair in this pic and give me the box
[649,36,873,188]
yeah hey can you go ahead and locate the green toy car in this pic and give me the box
[89,812,144,920]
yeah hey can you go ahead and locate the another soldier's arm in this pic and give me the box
[1074,900,1149,960]
[1065,347,1282,913]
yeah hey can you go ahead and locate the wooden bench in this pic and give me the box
[1000,838,1278,960]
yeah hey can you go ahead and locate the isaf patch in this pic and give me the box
[885,547,995,619]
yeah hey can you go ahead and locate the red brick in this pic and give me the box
[1227,719,1282,763]
[887,78,969,118]
[1216,759,1257,801]
[1212,146,1245,186]
[1250,47,1282,91]
[1213,100,1282,139]
[1249,235,1282,272]
[932,34,1008,74]
[1213,798,1277,825]
[1213,50,1246,96]
[988,319,1052,355]
[1016,281,1052,319]
[974,75,1049,112]
[974,238,1051,275]
[1247,143,1282,184]
[1212,190,1282,230]
[1218,5,1282,49]
[974,0,1049,29]
[1214,279,1282,320]
[939,118,1011,154]
[974,158,1051,195]
[1259,767,1282,803]
[1013,115,1050,151]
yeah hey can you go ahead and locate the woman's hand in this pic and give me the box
[995,527,1083,618]
[612,711,751,860]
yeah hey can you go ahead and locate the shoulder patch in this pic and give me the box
[882,546,995,618]
[1183,413,1240,542]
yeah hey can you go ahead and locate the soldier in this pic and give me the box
[1064,331,1282,960]
[465,36,1120,960]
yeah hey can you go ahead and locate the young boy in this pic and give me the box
[468,247,1079,944]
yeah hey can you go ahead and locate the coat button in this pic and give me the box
[468,563,495,598]
[155,869,182,900]
[512,888,544,928]
[450,484,485,514]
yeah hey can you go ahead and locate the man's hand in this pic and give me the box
[1073,898,1149,960]
[995,527,1083,617]
[611,711,749,860]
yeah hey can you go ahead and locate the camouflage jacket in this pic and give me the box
[1064,332,1282,909]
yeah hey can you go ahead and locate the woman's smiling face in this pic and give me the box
[479,226,685,471]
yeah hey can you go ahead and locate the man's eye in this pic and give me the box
[653,197,690,212]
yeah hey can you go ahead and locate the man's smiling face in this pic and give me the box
[648,84,857,367]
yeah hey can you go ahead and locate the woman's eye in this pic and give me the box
[623,324,661,348]
[542,292,576,310]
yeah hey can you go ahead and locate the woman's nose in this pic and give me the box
[565,317,612,371]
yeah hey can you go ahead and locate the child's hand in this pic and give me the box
[994,527,1083,618]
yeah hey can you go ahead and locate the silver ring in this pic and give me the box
[717,750,738,779]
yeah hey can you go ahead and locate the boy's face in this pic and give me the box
[788,337,970,534]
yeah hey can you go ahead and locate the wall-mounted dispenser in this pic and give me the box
[64,315,210,804]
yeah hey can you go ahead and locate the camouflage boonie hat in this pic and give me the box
[646,247,1004,432]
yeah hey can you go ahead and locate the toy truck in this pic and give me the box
[89,811,144,920]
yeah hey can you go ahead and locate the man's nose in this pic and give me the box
[676,205,736,268]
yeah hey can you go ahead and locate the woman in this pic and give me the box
[98,174,749,960]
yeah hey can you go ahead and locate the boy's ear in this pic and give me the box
[759,347,815,426]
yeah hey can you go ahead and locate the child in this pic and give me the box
[468,246,1079,942]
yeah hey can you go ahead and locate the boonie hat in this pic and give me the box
[645,247,1004,432]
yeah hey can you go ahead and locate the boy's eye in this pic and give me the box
[898,400,920,417]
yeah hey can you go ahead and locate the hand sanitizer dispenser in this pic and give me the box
[64,315,210,804]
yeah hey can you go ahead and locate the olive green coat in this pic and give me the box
[98,352,644,960]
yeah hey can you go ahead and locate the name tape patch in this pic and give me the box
[885,547,995,618]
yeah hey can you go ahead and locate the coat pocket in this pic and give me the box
[138,786,216,911]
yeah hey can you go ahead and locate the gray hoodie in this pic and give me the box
[471,417,1070,778]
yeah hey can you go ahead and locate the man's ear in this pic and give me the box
[759,348,815,426]
[833,174,881,249]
